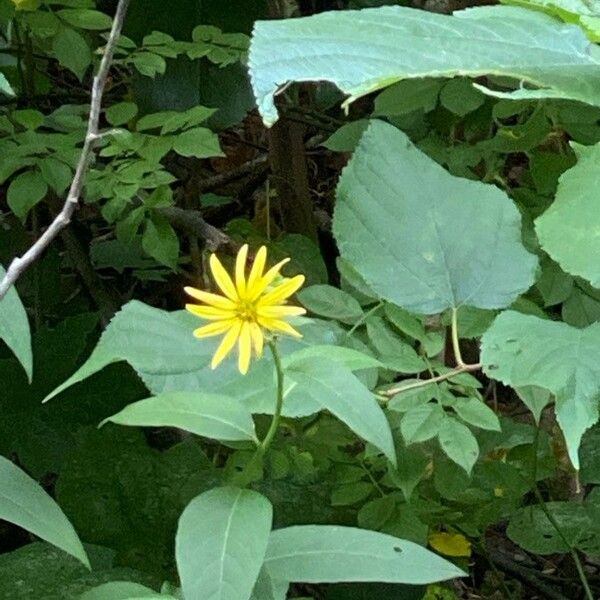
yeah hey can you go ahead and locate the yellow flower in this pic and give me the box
[185,245,306,375]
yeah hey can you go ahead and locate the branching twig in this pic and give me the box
[0,0,131,301]
[381,363,482,398]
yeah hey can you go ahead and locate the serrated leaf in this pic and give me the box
[249,6,600,126]
[438,417,479,474]
[264,525,465,584]
[176,487,272,600]
[536,142,600,287]
[102,392,257,442]
[334,120,537,314]
[481,310,600,468]
[0,455,88,567]
[0,264,32,380]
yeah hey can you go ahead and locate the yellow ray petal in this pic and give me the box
[238,322,252,374]
[259,275,305,306]
[184,287,236,310]
[193,319,235,339]
[246,246,267,291]
[249,322,264,357]
[248,258,290,300]
[211,321,242,369]
[259,317,302,338]
[186,304,234,320]
[257,305,306,319]
[235,244,248,297]
[209,254,238,301]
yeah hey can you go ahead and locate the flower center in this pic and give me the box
[236,300,257,323]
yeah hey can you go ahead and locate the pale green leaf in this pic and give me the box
[81,582,166,599]
[0,72,14,96]
[401,403,444,444]
[57,8,112,30]
[176,487,272,600]
[0,455,89,567]
[0,264,32,381]
[286,358,397,466]
[451,397,501,431]
[536,142,600,287]
[283,345,382,371]
[481,310,600,468]
[264,525,465,584]
[438,417,479,474]
[249,6,600,126]
[298,285,363,324]
[334,121,537,314]
[101,392,258,443]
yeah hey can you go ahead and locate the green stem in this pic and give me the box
[450,307,465,368]
[260,340,284,453]
[345,301,384,340]
[530,426,594,600]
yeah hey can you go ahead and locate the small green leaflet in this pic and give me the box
[176,487,272,600]
[0,265,32,381]
[334,120,537,314]
[536,142,600,288]
[481,310,600,469]
[249,5,600,126]
[264,525,465,584]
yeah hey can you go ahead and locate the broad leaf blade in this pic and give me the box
[249,5,600,126]
[176,487,272,600]
[264,525,465,584]
[536,142,600,287]
[0,265,32,381]
[481,311,600,468]
[333,121,537,314]
[0,455,88,567]
[102,392,258,443]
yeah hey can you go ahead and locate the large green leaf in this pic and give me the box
[536,143,600,287]
[500,0,600,41]
[264,526,465,584]
[102,392,257,443]
[43,301,343,419]
[333,120,537,314]
[0,264,32,380]
[286,357,397,466]
[481,310,600,468]
[175,487,272,600]
[0,455,88,567]
[249,6,600,126]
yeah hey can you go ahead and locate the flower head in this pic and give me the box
[185,245,306,374]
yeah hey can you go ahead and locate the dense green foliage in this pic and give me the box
[1,0,600,598]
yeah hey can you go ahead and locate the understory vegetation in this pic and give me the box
[1,0,600,598]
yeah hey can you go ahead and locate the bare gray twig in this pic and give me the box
[0,0,132,301]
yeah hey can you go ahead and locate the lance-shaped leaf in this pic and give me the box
[333,121,537,314]
[176,487,272,600]
[249,5,600,126]
[0,455,89,567]
[536,143,600,287]
[481,311,600,468]
[0,265,32,381]
[264,525,465,584]
[101,392,258,443]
